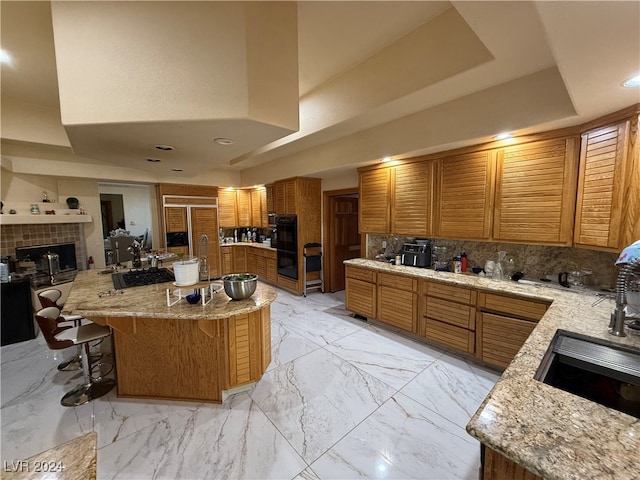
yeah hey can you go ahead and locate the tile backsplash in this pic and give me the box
[367,234,621,290]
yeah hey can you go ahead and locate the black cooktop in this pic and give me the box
[112,267,175,289]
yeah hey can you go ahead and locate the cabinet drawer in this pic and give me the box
[378,286,416,332]
[477,312,537,369]
[424,296,476,330]
[378,272,416,292]
[478,292,549,321]
[345,277,376,318]
[418,317,474,354]
[346,266,376,283]
[421,281,476,305]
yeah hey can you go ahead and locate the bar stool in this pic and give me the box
[37,289,64,309]
[34,307,116,407]
[37,289,102,371]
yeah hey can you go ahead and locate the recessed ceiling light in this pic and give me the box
[171,168,183,172]
[0,49,11,65]
[155,144,174,151]
[213,137,234,145]
[381,156,392,162]
[623,74,640,88]
[494,132,512,141]
[146,158,161,163]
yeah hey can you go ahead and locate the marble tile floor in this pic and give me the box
[1,289,500,479]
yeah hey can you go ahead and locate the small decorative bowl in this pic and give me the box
[185,293,201,304]
[472,267,483,274]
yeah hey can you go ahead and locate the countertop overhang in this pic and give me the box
[64,270,277,320]
[345,259,640,480]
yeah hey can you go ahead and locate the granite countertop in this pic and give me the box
[345,259,640,480]
[220,241,276,251]
[64,270,277,320]
[3,432,97,480]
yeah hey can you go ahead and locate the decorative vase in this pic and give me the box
[66,197,79,209]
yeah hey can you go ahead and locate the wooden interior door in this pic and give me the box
[324,189,360,292]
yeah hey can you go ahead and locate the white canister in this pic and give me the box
[172,258,200,286]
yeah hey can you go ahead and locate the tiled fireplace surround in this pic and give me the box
[0,224,88,271]
[367,234,621,291]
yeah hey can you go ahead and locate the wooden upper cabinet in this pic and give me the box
[359,168,391,234]
[274,182,285,214]
[391,161,434,236]
[265,184,275,213]
[165,207,188,232]
[236,189,252,226]
[284,179,297,215]
[273,179,298,215]
[436,150,495,240]
[250,189,264,227]
[494,138,578,246]
[217,189,238,228]
[574,121,632,250]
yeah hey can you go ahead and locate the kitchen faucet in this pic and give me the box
[609,241,640,337]
[197,234,209,281]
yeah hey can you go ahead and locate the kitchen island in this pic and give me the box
[344,259,640,480]
[63,270,276,403]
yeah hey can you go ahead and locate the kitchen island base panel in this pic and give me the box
[95,306,271,403]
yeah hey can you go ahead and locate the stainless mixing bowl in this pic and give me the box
[221,273,258,300]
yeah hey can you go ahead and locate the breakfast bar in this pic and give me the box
[63,270,276,403]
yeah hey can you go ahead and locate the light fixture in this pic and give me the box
[623,73,640,88]
[171,168,183,172]
[213,137,234,145]
[494,132,512,141]
[0,49,11,65]
[155,144,174,151]
[146,158,161,163]
[381,156,392,162]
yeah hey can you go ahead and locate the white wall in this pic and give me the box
[321,169,358,192]
[99,183,152,238]
[57,178,102,268]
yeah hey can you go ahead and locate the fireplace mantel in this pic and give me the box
[0,214,92,225]
[0,202,92,225]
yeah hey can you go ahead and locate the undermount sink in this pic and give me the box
[535,330,640,418]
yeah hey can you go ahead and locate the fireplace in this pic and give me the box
[0,224,88,276]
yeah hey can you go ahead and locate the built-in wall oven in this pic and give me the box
[276,216,297,279]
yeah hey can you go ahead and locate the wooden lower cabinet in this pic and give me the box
[419,317,475,353]
[482,445,542,480]
[221,247,233,275]
[226,307,271,388]
[378,285,416,332]
[418,280,476,353]
[265,250,277,283]
[277,274,299,292]
[476,312,537,369]
[247,249,258,275]
[345,277,376,318]
[343,265,551,368]
[477,291,549,369]
[376,272,417,332]
[345,266,376,318]
[233,246,247,273]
